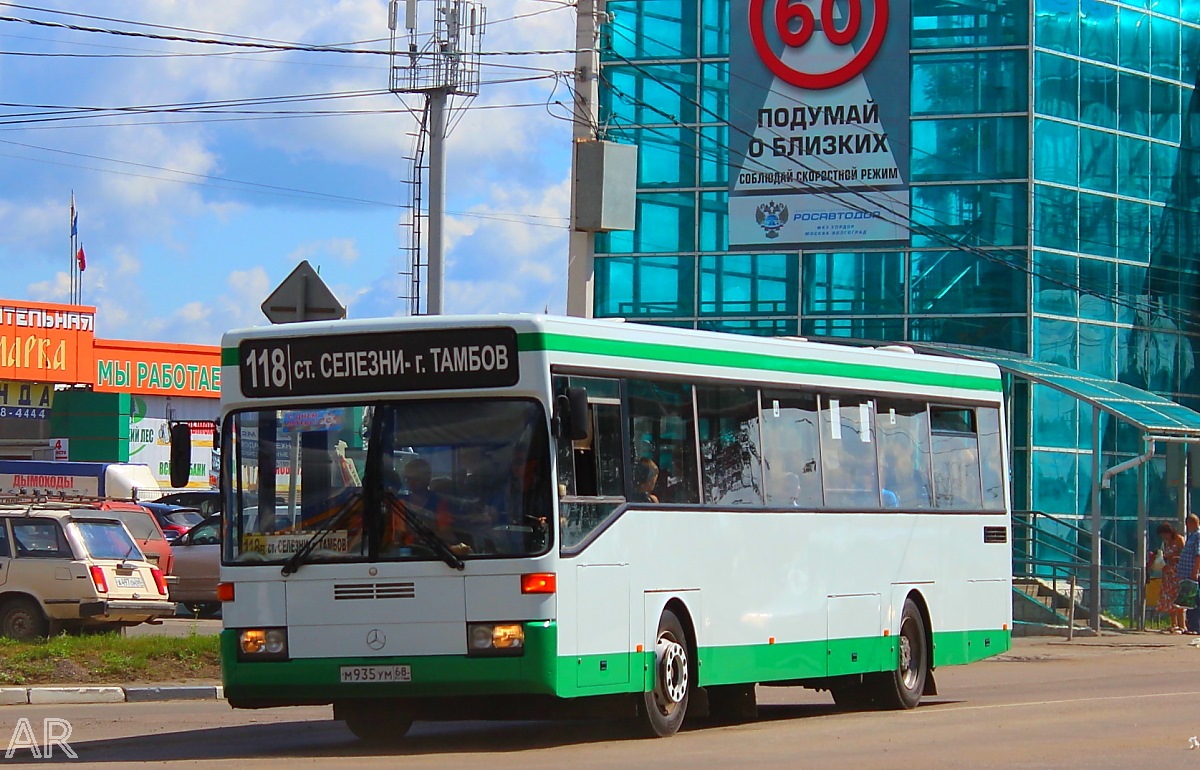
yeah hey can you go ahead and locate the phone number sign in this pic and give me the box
[238,327,520,398]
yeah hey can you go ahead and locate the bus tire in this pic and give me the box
[0,597,48,641]
[341,706,413,742]
[637,608,692,737]
[870,598,928,710]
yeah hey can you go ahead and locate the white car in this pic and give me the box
[0,503,176,639]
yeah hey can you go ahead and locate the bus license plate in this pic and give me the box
[114,576,145,589]
[339,665,411,684]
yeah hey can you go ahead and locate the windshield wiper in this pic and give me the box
[384,492,464,571]
[280,491,362,576]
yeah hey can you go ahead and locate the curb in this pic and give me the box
[0,686,223,706]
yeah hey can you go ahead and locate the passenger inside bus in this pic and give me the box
[631,458,660,503]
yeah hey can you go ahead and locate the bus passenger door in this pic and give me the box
[575,564,629,688]
[826,593,882,676]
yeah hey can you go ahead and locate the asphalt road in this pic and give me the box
[4,633,1200,768]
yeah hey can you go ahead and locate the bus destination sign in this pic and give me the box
[239,327,520,398]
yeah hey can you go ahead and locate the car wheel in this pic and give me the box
[0,597,49,641]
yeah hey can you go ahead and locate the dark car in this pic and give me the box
[140,502,204,540]
[156,490,226,516]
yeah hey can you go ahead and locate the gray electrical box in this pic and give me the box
[573,140,637,232]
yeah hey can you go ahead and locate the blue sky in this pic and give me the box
[0,0,576,344]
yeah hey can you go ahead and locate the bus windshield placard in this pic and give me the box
[238,327,519,397]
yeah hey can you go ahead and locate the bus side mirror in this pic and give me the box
[554,387,591,442]
[169,422,193,489]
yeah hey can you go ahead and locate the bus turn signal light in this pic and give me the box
[521,573,556,594]
[217,582,235,602]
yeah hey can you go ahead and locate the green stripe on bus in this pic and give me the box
[221,348,238,366]
[517,332,1002,393]
[221,627,1010,702]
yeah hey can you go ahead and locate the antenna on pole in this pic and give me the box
[390,0,485,316]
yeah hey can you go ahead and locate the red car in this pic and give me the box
[140,502,204,540]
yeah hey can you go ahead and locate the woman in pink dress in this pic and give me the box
[1156,522,1187,632]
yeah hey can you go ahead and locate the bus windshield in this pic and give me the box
[224,399,552,565]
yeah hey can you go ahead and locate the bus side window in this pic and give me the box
[977,407,1005,510]
[626,379,700,504]
[930,406,983,510]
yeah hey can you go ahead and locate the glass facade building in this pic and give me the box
[589,0,1200,547]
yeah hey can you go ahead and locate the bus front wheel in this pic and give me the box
[871,598,928,710]
[637,608,692,737]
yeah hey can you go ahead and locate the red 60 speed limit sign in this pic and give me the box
[749,0,889,90]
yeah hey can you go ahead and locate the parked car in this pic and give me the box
[139,502,204,540]
[81,501,174,575]
[169,515,220,615]
[156,489,230,516]
[0,503,175,639]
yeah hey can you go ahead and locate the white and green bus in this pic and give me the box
[204,314,1011,739]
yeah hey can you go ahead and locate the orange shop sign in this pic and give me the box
[0,300,95,384]
[93,338,220,398]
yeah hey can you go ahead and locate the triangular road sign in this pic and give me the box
[261,260,346,324]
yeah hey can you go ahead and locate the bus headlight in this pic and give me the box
[466,623,524,656]
[238,628,289,661]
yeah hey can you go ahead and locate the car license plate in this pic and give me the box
[339,665,411,684]
[114,575,145,589]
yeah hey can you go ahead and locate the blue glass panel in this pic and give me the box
[594,256,696,317]
[1079,62,1118,129]
[635,127,696,188]
[1034,318,1078,367]
[1150,144,1177,202]
[600,64,698,125]
[1117,72,1150,135]
[699,192,727,252]
[1117,136,1151,200]
[1151,16,1182,80]
[1150,81,1182,144]
[1077,256,1117,320]
[801,317,905,341]
[1118,200,1151,263]
[700,63,727,123]
[1035,53,1079,121]
[910,49,1028,116]
[1119,7,1151,73]
[700,254,797,316]
[1117,263,1146,323]
[803,252,904,315]
[698,318,798,336]
[1182,23,1200,76]
[1183,1,1200,25]
[700,0,728,57]
[699,127,728,188]
[1035,0,1079,53]
[1078,322,1116,379]
[596,192,696,254]
[1033,387,1079,449]
[1034,250,1079,315]
[911,183,1029,247]
[1034,184,1079,251]
[602,0,697,60]
[1080,0,1118,65]
[912,117,1028,181]
[909,251,1027,315]
[1078,193,1118,258]
[1078,128,1117,193]
[912,0,1029,48]
[1034,119,1079,185]
[909,316,1028,352]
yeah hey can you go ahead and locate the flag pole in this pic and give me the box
[69,192,76,304]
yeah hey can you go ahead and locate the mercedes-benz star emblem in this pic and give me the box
[365,628,386,651]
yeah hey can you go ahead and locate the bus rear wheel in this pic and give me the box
[637,608,692,737]
[340,703,413,743]
[869,598,928,710]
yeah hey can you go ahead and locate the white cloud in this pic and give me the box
[288,238,360,266]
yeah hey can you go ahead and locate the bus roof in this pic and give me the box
[221,314,1002,400]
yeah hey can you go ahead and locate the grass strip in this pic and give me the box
[0,629,220,686]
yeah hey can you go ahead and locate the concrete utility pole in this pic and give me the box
[566,0,602,318]
[390,0,484,315]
